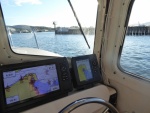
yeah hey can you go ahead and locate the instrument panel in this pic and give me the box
[0,54,102,113]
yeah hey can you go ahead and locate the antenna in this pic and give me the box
[31,27,39,49]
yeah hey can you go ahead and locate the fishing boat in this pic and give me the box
[0,0,149,113]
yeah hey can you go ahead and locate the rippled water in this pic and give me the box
[120,36,150,78]
[10,32,150,78]
[10,32,94,57]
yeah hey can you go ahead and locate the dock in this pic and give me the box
[126,26,150,36]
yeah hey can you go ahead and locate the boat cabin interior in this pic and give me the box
[0,0,150,113]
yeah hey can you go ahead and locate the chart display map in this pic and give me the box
[76,59,93,82]
[3,64,60,105]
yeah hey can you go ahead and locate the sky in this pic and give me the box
[128,0,150,26]
[0,0,97,27]
[0,0,150,27]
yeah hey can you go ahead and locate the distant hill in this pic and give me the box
[7,25,54,33]
[6,25,95,34]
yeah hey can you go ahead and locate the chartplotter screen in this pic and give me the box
[3,64,60,105]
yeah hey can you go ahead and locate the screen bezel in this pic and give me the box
[2,64,60,106]
[0,58,68,112]
[71,54,101,88]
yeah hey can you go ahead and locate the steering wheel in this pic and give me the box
[59,97,119,113]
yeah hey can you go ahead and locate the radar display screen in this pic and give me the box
[76,59,93,82]
[71,54,102,89]
[3,64,60,105]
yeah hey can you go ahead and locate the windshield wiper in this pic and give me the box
[67,0,90,49]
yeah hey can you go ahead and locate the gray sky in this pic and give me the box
[129,0,150,25]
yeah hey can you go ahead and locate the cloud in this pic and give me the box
[1,0,15,7]
[14,0,42,6]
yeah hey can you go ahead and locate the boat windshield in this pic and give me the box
[0,0,98,57]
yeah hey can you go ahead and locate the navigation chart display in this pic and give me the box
[76,59,93,82]
[3,64,60,105]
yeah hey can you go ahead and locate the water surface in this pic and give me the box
[10,32,150,78]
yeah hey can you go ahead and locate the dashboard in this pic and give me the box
[0,54,103,113]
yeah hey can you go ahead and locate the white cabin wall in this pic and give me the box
[94,0,106,62]
[100,0,150,113]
